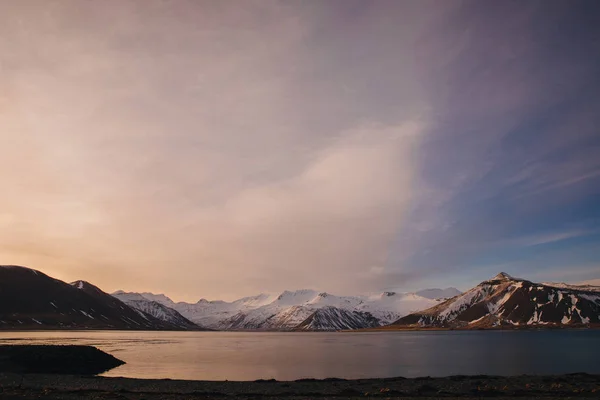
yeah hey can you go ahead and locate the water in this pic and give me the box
[1,330,599,381]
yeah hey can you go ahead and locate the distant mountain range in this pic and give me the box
[5,264,598,331]
[391,272,600,329]
[112,288,453,331]
[0,264,457,331]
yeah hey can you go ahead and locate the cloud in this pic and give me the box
[2,0,599,300]
[0,1,433,300]
[508,230,597,248]
[386,1,600,282]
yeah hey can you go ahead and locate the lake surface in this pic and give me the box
[1,330,599,381]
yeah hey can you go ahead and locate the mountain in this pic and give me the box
[391,272,600,329]
[578,278,600,287]
[186,289,437,330]
[0,265,198,330]
[121,288,438,331]
[295,307,380,331]
[112,291,200,329]
[355,292,440,324]
[415,287,462,300]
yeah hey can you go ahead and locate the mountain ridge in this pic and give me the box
[390,272,600,329]
[115,288,443,331]
[0,265,203,330]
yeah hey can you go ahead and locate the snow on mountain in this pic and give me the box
[111,291,148,302]
[271,289,320,306]
[170,298,255,329]
[542,282,600,292]
[393,272,600,328]
[0,266,195,331]
[112,291,202,329]
[578,278,600,287]
[238,290,436,330]
[232,293,278,309]
[216,290,323,330]
[138,293,177,308]
[295,307,380,331]
[306,292,363,308]
[415,287,462,300]
[356,292,439,324]
[113,288,440,331]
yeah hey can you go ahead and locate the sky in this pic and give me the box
[1,0,600,302]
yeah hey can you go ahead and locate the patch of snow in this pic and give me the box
[133,309,151,321]
[488,285,517,314]
[80,310,95,319]
[438,286,487,320]
[469,315,487,324]
[527,310,539,325]
[580,294,600,303]
[491,272,517,281]
[544,281,600,292]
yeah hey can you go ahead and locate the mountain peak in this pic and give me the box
[393,274,600,328]
[491,272,515,281]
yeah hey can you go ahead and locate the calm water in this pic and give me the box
[1,330,599,380]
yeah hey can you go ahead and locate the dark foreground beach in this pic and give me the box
[1,372,599,399]
[1,346,599,399]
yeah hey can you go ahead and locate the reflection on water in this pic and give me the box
[1,330,599,380]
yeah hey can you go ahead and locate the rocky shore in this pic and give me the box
[1,372,599,399]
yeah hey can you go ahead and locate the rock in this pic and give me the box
[0,345,125,375]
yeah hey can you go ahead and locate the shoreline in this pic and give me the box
[2,323,600,333]
[1,372,599,399]
[353,323,600,332]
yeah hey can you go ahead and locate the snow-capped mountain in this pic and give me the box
[392,272,600,328]
[112,291,199,329]
[116,288,439,331]
[0,265,197,330]
[355,292,440,324]
[295,307,380,331]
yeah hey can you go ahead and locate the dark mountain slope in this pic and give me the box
[0,265,194,330]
